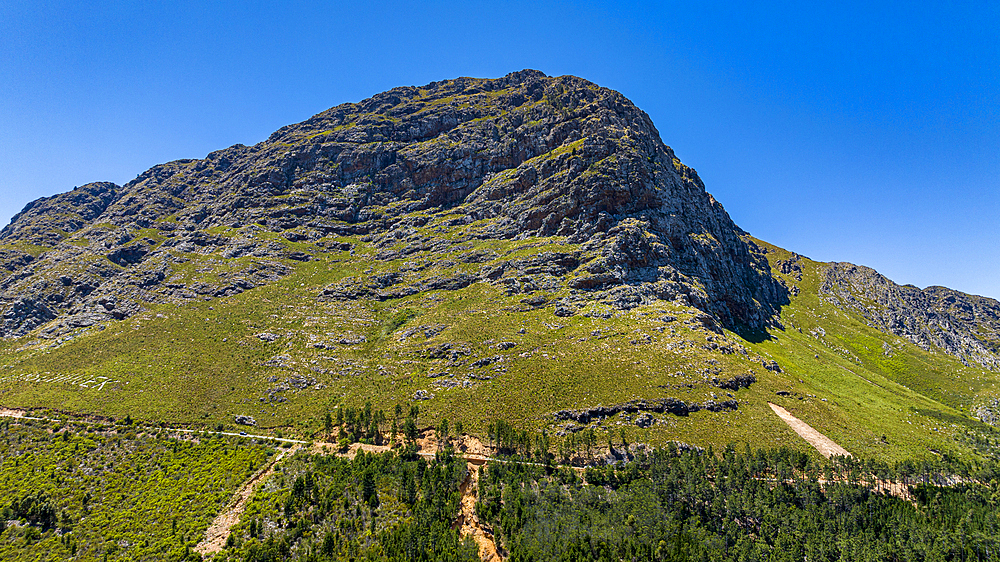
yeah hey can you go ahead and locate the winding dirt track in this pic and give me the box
[195,445,299,556]
[195,433,505,560]
[769,402,852,458]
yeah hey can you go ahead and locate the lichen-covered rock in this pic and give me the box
[552,396,738,424]
[712,374,756,390]
[0,182,121,246]
[974,399,1000,426]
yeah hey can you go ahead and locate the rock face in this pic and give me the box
[1,182,121,247]
[0,70,787,339]
[975,398,1000,426]
[821,263,1000,370]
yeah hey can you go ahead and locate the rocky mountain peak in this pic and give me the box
[0,71,786,338]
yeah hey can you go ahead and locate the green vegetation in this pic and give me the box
[0,241,52,256]
[0,418,273,561]
[479,445,1000,562]
[0,74,995,467]
[5,70,1000,560]
[215,449,477,562]
[745,237,1000,461]
[6,410,991,562]
[0,222,996,465]
[379,308,419,340]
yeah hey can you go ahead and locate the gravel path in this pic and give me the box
[769,402,852,459]
[195,445,299,556]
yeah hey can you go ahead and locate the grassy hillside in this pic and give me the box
[0,213,996,463]
[746,238,999,462]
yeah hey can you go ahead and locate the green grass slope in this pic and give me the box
[745,238,999,462]
[0,216,996,463]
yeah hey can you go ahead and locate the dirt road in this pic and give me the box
[195,445,299,556]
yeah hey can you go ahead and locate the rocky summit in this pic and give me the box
[0,70,784,339]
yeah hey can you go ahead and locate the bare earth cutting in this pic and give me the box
[456,461,502,561]
[768,402,852,459]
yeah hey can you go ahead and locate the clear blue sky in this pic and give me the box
[2,1,998,297]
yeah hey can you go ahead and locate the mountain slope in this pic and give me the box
[821,262,1000,370]
[0,71,997,462]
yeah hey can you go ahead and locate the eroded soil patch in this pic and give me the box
[456,461,502,561]
[769,402,851,459]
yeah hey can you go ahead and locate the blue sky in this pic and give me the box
[2,1,998,297]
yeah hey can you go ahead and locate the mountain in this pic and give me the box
[0,70,783,338]
[1,70,997,461]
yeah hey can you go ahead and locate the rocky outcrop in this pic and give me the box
[821,263,1000,370]
[0,182,122,246]
[553,397,739,425]
[712,373,756,390]
[234,415,257,427]
[1,70,787,338]
[974,399,1000,426]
